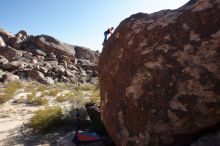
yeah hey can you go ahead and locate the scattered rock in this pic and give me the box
[0,28,99,84]
[2,61,24,71]
[27,45,46,56]
[77,59,97,71]
[58,55,72,64]
[0,55,9,66]
[68,64,78,70]
[46,61,58,67]
[29,35,75,63]
[75,46,99,63]
[0,46,22,61]
[52,65,66,75]
[2,72,19,82]
[26,70,54,84]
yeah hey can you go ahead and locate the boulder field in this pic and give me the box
[0,29,99,84]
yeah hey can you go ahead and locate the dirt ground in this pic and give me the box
[0,99,70,146]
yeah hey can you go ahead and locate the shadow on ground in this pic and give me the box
[2,124,76,146]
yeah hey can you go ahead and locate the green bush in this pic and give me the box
[27,106,62,131]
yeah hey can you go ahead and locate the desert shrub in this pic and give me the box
[15,96,26,104]
[27,93,35,104]
[83,83,94,91]
[35,97,48,105]
[47,89,60,97]
[75,85,83,91]
[71,80,78,85]
[24,83,36,92]
[5,81,23,94]
[0,94,11,103]
[56,95,67,102]
[65,92,74,98]
[36,84,47,92]
[27,106,62,132]
[0,81,23,103]
[0,114,10,118]
[27,93,48,105]
[75,90,84,98]
[90,90,101,104]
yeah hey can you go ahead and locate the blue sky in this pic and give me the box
[0,0,189,51]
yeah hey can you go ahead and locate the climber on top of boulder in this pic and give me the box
[102,27,114,46]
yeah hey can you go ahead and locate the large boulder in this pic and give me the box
[0,46,23,61]
[58,55,72,64]
[2,72,19,83]
[2,61,24,71]
[75,46,99,63]
[0,70,4,80]
[25,70,54,84]
[99,0,220,146]
[77,59,97,71]
[28,35,76,63]
[16,30,28,40]
[15,70,54,84]
[52,65,66,75]
[26,45,47,56]
[0,28,15,46]
[0,36,6,47]
[0,55,9,66]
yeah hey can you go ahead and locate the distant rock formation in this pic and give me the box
[0,28,99,84]
[99,0,220,145]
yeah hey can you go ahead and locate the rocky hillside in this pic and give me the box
[0,28,99,84]
[99,0,220,146]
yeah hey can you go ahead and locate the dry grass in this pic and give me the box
[56,95,67,102]
[47,89,60,97]
[27,106,62,132]
[27,93,48,105]
[0,81,23,103]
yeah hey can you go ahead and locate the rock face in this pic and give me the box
[28,35,76,63]
[75,46,99,63]
[0,29,99,84]
[0,46,22,61]
[99,0,220,146]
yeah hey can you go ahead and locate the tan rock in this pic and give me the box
[0,36,6,47]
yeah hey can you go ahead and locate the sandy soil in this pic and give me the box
[0,99,55,146]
